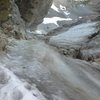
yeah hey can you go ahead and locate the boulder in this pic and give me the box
[48,22,97,58]
[0,0,53,35]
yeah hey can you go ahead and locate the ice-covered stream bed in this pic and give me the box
[0,38,100,100]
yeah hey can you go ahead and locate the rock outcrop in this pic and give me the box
[0,0,53,37]
[16,0,52,27]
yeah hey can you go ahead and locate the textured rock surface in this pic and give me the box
[0,0,52,33]
[0,0,11,24]
[49,22,97,46]
[48,22,98,57]
[16,0,52,27]
[0,0,53,40]
[0,64,47,100]
[78,31,100,61]
[0,39,100,100]
[0,30,8,51]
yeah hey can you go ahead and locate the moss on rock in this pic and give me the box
[0,0,11,23]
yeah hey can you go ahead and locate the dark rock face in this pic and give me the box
[0,0,11,24]
[0,0,52,38]
[16,0,52,26]
[0,0,52,28]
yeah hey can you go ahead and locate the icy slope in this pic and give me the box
[0,64,47,100]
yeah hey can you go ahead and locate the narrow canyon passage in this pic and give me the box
[0,0,100,100]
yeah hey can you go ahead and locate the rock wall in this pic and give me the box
[0,0,11,24]
[16,0,52,27]
[0,0,52,30]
